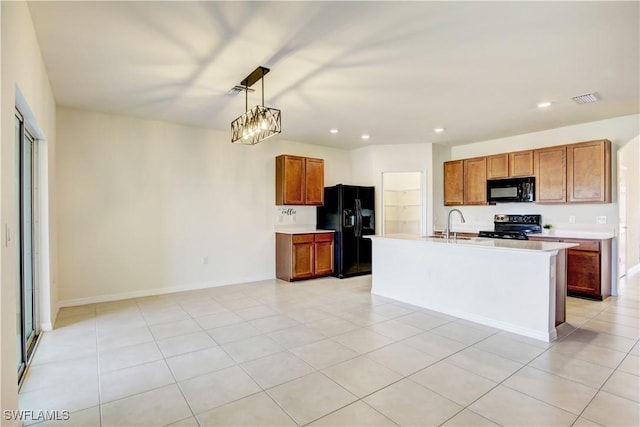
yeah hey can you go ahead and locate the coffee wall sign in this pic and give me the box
[280,208,297,216]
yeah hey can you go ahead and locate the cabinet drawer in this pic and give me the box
[562,239,599,252]
[314,233,334,242]
[292,234,315,244]
[528,236,560,242]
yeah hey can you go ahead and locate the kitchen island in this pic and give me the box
[368,234,577,342]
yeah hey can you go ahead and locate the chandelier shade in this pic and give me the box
[231,66,281,145]
[231,105,281,145]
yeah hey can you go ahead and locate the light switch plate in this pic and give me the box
[596,216,606,224]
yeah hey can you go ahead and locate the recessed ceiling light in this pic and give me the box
[361,134,370,140]
[537,101,552,108]
[329,128,339,134]
[433,127,446,133]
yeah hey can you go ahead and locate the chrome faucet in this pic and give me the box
[446,209,466,239]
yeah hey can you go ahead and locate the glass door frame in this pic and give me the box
[15,108,40,384]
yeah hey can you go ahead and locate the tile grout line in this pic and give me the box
[141,297,208,427]
[570,336,640,426]
[301,328,502,426]
[30,278,638,427]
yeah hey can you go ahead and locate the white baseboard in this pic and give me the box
[57,275,273,307]
[627,263,640,276]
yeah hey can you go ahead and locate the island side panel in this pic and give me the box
[370,237,558,341]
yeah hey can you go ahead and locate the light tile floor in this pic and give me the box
[20,272,639,426]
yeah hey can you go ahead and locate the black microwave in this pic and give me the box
[487,177,535,203]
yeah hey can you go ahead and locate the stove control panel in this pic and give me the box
[494,214,541,224]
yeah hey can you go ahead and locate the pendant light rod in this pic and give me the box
[240,66,270,88]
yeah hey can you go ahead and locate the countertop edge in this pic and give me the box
[433,229,615,240]
[368,234,578,253]
[275,229,335,235]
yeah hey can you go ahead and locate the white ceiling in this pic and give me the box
[27,1,639,149]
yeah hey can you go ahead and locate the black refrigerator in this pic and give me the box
[317,185,375,278]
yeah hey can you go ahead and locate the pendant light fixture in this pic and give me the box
[231,66,281,145]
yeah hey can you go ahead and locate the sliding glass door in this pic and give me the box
[15,110,38,382]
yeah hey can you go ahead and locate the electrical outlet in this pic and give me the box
[569,215,575,224]
[203,256,209,265]
[596,216,606,224]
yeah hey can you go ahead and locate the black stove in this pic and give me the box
[478,214,542,240]
[478,230,530,240]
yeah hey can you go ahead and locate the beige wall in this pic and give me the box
[350,143,435,236]
[1,1,57,422]
[56,108,352,305]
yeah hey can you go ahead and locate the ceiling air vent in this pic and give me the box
[227,85,255,96]
[571,92,600,104]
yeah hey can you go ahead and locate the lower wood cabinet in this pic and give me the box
[276,232,334,281]
[529,236,611,300]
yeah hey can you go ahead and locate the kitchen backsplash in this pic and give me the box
[273,206,317,230]
[435,202,618,235]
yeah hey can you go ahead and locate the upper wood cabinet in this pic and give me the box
[304,157,325,205]
[486,154,509,179]
[275,155,324,206]
[444,139,610,206]
[509,150,534,177]
[534,139,611,204]
[443,160,464,206]
[534,146,567,203]
[463,157,487,205]
[443,158,486,206]
[567,139,611,203]
[487,150,534,179]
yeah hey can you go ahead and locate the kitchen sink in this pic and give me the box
[425,235,476,241]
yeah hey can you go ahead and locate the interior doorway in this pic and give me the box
[381,171,424,236]
[618,137,640,279]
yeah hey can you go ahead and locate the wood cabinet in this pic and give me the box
[443,160,464,206]
[275,155,324,206]
[443,158,486,205]
[486,150,533,179]
[486,154,509,179]
[314,234,335,276]
[567,140,611,203]
[463,157,487,205]
[276,232,334,281]
[509,150,534,177]
[444,140,610,206]
[304,157,325,205]
[534,146,567,203]
[529,236,611,300]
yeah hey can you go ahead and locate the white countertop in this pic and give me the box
[434,227,615,240]
[369,233,577,253]
[530,230,614,240]
[274,228,335,235]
